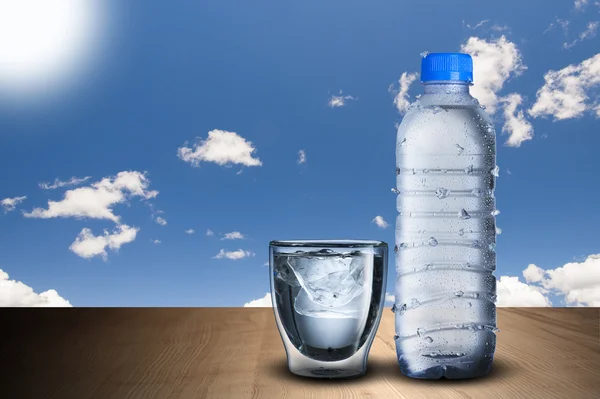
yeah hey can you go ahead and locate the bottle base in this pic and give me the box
[398,356,494,380]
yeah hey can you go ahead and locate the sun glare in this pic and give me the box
[0,0,106,101]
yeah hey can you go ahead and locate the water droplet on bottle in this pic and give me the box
[423,168,429,174]
[458,228,464,236]
[391,304,397,313]
[480,104,486,110]
[417,328,425,337]
[391,187,400,194]
[394,245,398,253]
[432,106,443,114]
[473,293,480,299]
[428,237,438,247]
[489,243,496,251]
[399,138,407,146]
[399,303,407,315]
[491,165,500,177]
[435,187,449,199]
[411,168,416,175]
[455,290,464,297]
[471,188,482,197]
[465,165,474,174]
[492,209,500,216]
[400,243,408,249]
[411,298,420,307]
[459,209,471,219]
[496,226,502,235]
[425,336,434,343]
[468,302,472,307]
[394,334,400,340]
[486,124,494,133]
[415,94,422,99]
[472,98,480,106]
[456,144,465,154]
[472,240,481,248]
[420,51,429,58]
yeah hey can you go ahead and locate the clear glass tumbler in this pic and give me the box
[269,240,388,378]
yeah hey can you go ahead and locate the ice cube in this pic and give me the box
[273,257,300,286]
[289,251,369,315]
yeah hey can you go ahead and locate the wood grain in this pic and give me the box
[1,308,598,399]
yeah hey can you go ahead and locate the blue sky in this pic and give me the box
[1,0,599,307]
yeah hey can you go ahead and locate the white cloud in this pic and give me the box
[574,0,589,10]
[392,72,418,114]
[385,292,395,302]
[499,254,600,307]
[185,229,195,234]
[496,276,552,307]
[529,53,600,120]
[545,18,571,35]
[460,36,527,114]
[297,149,306,164]
[39,176,91,190]
[500,93,534,147]
[152,239,161,244]
[523,264,545,283]
[371,215,389,229]
[244,293,272,307]
[491,25,510,32]
[539,254,600,306]
[69,224,138,260]
[564,21,599,49]
[155,216,167,226]
[0,269,72,307]
[579,21,599,39]
[1,196,26,212]
[328,90,356,108]
[213,249,255,260]
[206,229,214,236]
[177,129,262,168]
[222,231,245,240]
[24,171,158,223]
[464,19,490,30]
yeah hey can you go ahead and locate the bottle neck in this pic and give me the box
[423,81,470,94]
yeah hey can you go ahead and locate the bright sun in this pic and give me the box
[0,0,104,97]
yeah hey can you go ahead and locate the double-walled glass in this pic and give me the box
[269,240,387,378]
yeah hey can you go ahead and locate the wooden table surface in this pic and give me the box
[1,308,599,399]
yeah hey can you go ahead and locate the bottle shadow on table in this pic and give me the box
[265,357,515,386]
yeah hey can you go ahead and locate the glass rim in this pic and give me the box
[269,239,387,248]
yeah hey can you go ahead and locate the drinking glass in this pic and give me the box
[269,240,387,378]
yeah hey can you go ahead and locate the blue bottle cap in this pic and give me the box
[421,53,473,83]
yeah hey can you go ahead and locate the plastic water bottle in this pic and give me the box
[394,53,498,379]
